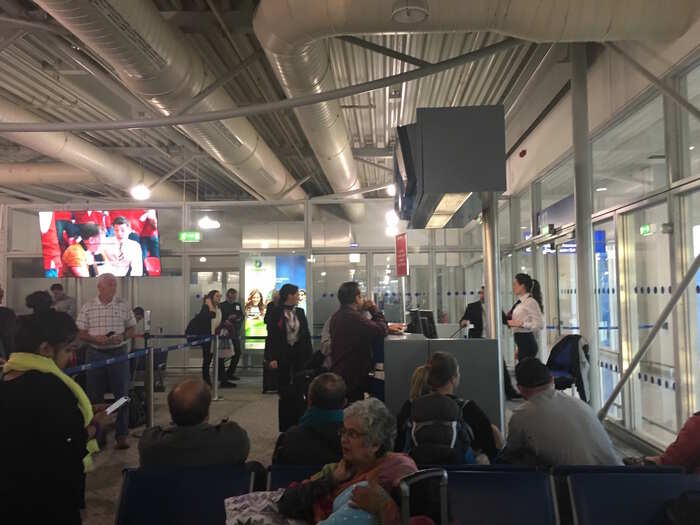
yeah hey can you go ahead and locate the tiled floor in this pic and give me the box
[83,373,278,525]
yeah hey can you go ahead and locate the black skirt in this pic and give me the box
[514,332,538,360]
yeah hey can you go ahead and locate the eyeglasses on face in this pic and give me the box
[338,427,366,440]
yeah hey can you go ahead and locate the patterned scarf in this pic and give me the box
[283,306,300,346]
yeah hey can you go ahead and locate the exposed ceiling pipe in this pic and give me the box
[0,162,96,184]
[0,96,184,201]
[253,0,699,217]
[34,0,307,210]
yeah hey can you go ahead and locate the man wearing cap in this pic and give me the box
[503,358,621,466]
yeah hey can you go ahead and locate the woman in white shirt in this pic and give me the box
[505,273,545,360]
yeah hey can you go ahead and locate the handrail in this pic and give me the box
[598,250,700,420]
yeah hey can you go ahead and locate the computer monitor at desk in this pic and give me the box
[406,309,438,339]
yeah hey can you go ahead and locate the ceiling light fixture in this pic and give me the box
[596,187,608,192]
[130,183,151,201]
[321,271,327,277]
[199,257,207,263]
[425,192,471,229]
[690,146,696,151]
[198,216,220,230]
[387,184,397,197]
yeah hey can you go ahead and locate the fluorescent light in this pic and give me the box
[425,214,451,229]
[199,257,207,263]
[130,184,151,201]
[434,192,471,214]
[198,216,220,230]
[596,187,608,192]
[385,225,399,236]
[387,184,396,197]
[385,210,399,226]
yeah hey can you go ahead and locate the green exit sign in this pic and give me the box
[179,231,201,243]
[639,224,652,236]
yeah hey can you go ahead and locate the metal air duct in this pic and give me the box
[0,96,183,201]
[34,0,307,211]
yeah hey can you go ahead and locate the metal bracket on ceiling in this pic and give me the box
[337,35,431,68]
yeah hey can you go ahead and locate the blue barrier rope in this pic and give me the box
[63,336,213,376]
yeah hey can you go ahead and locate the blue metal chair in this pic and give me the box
[448,470,558,525]
[116,464,253,525]
[568,472,700,525]
[553,464,684,476]
[266,464,322,490]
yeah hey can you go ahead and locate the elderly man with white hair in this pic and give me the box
[77,273,137,449]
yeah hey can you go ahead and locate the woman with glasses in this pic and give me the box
[278,398,417,524]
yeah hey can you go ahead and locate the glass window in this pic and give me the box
[683,64,700,179]
[621,202,676,446]
[537,159,575,234]
[595,220,622,420]
[517,188,532,240]
[498,199,511,246]
[680,189,700,413]
[593,96,667,212]
[436,253,467,324]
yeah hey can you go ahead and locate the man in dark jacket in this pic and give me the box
[273,373,346,465]
[220,288,243,381]
[330,282,388,402]
[139,379,249,467]
[460,286,487,338]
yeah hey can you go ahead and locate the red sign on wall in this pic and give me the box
[395,232,408,277]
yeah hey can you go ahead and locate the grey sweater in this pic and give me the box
[139,420,250,467]
[505,387,621,466]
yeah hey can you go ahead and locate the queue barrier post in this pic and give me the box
[144,333,155,428]
[212,335,221,401]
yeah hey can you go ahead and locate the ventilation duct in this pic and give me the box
[34,0,307,211]
[0,96,183,201]
[254,0,698,218]
[0,163,97,185]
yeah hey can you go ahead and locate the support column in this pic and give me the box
[304,199,314,333]
[482,192,505,431]
[571,43,602,410]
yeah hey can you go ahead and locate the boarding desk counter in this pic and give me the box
[382,334,503,430]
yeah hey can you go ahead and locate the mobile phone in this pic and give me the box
[105,331,115,337]
[105,396,130,415]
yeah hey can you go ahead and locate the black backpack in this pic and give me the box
[407,393,474,465]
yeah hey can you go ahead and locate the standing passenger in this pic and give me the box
[50,283,77,319]
[505,273,545,361]
[329,282,388,403]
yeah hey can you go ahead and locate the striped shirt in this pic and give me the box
[76,296,136,349]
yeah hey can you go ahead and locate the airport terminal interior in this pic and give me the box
[2,1,700,524]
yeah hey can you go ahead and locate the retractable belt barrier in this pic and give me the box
[63,336,213,376]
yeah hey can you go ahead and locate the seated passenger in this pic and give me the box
[138,378,249,467]
[395,365,430,452]
[406,352,500,464]
[273,373,347,465]
[502,358,621,467]
[278,398,417,524]
[643,412,700,473]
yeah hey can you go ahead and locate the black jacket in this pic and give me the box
[272,421,343,465]
[460,301,484,339]
[186,304,215,336]
[264,306,312,367]
[139,420,249,467]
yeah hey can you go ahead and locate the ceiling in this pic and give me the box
[0,0,544,204]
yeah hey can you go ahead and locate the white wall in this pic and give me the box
[507,19,700,195]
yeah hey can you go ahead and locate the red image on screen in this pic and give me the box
[39,209,160,278]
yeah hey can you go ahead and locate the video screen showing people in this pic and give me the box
[39,209,161,278]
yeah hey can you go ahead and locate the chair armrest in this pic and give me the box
[399,468,448,525]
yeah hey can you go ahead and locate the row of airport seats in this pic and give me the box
[115,463,699,525]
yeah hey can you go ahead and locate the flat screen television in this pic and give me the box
[39,209,161,278]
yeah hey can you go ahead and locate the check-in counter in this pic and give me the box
[381,334,503,430]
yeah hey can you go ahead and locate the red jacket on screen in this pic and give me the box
[661,412,700,473]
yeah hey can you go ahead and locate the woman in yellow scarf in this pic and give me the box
[0,310,111,525]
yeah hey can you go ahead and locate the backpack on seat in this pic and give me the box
[407,393,474,465]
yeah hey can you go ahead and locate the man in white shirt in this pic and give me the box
[50,283,76,318]
[77,273,137,449]
[106,216,143,277]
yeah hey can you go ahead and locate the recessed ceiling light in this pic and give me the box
[199,257,207,263]
[690,146,696,151]
[320,271,327,277]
